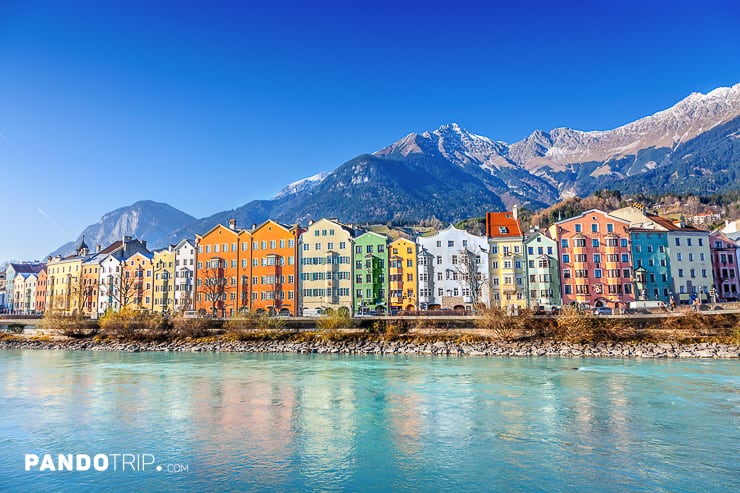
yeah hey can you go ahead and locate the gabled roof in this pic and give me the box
[305,218,357,237]
[9,262,45,274]
[355,230,388,242]
[486,212,523,238]
[196,222,242,240]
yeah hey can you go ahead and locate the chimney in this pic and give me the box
[96,244,102,253]
[229,218,236,230]
[512,204,518,220]
[251,223,257,231]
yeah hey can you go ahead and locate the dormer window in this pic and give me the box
[499,226,508,234]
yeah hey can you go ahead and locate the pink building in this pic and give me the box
[709,231,740,301]
[549,209,634,310]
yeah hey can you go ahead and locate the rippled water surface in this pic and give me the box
[0,351,738,492]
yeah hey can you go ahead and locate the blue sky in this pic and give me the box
[1,0,739,262]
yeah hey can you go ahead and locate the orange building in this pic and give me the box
[35,266,47,313]
[250,220,303,316]
[195,220,252,317]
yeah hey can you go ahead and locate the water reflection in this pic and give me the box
[0,352,737,493]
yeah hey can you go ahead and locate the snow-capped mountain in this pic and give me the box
[50,83,740,257]
[510,83,740,183]
[273,171,331,198]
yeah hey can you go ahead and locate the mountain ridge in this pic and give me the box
[45,82,740,259]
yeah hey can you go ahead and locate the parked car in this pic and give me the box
[592,307,612,316]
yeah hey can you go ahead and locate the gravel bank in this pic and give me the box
[1,338,738,358]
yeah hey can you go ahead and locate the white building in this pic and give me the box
[174,239,196,312]
[416,224,490,311]
[14,272,38,314]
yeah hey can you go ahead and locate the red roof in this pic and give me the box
[649,215,704,232]
[486,212,523,238]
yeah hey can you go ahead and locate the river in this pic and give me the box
[0,351,737,492]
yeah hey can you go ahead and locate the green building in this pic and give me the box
[353,232,388,314]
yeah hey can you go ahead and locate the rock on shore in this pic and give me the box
[1,338,738,358]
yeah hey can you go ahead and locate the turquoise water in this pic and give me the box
[0,351,738,492]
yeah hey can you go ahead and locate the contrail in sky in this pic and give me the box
[38,208,70,237]
[0,132,9,144]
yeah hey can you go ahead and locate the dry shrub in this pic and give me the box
[224,313,289,340]
[553,305,596,342]
[256,315,286,332]
[99,308,161,340]
[372,319,410,340]
[171,315,211,338]
[223,313,258,339]
[316,311,351,331]
[413,316,439,335]
[591,318,636,342]
[316,311,352,341]
[42,311,96,338]
[475,306,533,341]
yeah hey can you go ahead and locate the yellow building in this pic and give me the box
[486,210,527,310]
[121,251,154,311]
[388,237,418,311]
[46,238,91,315]
[152,247,176,314]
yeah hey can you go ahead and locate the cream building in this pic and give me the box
[298,218,355,316]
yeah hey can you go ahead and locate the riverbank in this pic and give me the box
[2,335,738,358]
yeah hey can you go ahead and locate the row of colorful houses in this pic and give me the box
[2,206,740,317]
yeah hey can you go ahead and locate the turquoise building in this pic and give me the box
[630,229,672,302]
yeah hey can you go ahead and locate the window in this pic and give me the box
[607,224,614,233]
[592,239,600,248]
[687,238,692,247]
[561,239,569,248]
[677,253,683,261]
[575,224,582,233]
[620,239,628,247]
[591,224,598,233]
[675,238,680,246]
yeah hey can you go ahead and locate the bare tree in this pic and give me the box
[100,270,140,312]
[453,247,487,310]
[199,259,227,317]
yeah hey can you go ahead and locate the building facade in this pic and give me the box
[299,218,354,316]
[352,231,388,314]
[195,222,250,317]
[250,220,302,316]
[388,237,418,312]
[524,231,561,311]
[550,209,634,309]
[121,251,154,311]
[709,231,740,301]
[174,239,196,313]
[4,262,44,313]
[417,225,489,311]
[153,247,176,314]
[486,210,526,310]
